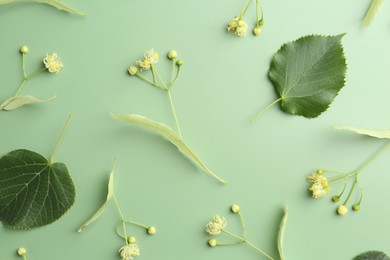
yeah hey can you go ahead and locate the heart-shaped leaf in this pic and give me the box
[334,125,390,139]
[0,0,86,16]
[78,160,116,232]
[354,251,390,260]
[251,34,347,121]
[0,149,75,229]
[111,113,227,184]
[0,95,56,111]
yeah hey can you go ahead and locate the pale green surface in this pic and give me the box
[0,0,390,259]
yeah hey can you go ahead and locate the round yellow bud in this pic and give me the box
[231,204,240,213]
[17,247,26,256]
[253,27,262,36]
[20,45,28,54]
[147,226,157,235]
[176,60,183,67]
[317,169,323,175]
[208,239,217,247]
[127,236,136,244]
[237,20,245,27]
[337,205,348,216]
[168,50,178,60]
[128,66,138,76]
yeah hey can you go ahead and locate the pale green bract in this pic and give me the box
[333,125,390,139]
[363,0,384,27]
[0,95,56,111]
[0,0,86,16]
[354,251,390,260]
[277,205,288,260]
[78,160,116,232]
[111,113,227,184]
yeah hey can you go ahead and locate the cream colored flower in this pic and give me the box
[43,53,63,73]
[227,16,239,31]
[206,215,226,236]
[144,49,159,65]
[235,20,248,37]
[119,244,140,260]
[309,182,329,198]
[136,59,151,70]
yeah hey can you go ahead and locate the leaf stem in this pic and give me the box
[249,97,282,123]
[50,114,72,164]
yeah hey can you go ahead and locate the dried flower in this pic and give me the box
[43,53,63,73]
[119,244,140,260]
[206,215,226,236]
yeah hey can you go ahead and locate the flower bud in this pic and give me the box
[127,236,136,244]
[176,60,183,67]
[337,205,348,216]
[20,45,28,54]
[317,169,323,175]
[208,239,217,247]
[231,204,240,213]
[253,27,262,36]
[352,204,360,211]
[168,50,177,60]
[332,195,340,202]
[147,226,156,235]
[128,66,138,76]
[258,19,265,26]
[17,247,26,256]
[237,20,245,27]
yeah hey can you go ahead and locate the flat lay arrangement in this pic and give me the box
[0,0,389,259]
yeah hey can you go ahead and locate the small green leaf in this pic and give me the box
[0,0,86,16]
[78,160,116,232]
[251,34,347,121]
[0,149,75,229]
[277,205,288,260]
[334,125,390,139]
[354,251,390,260]
[0,95,56,111]
[363,0,384,27]
[111,113,227,184]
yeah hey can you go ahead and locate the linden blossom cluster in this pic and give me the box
[227,0,265,37]
[0,45,63,111]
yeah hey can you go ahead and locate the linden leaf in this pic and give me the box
[277,205,288,260]
[111,113,227,184]
[363,0,384,27]
[354,251,390,260]
[251,34,347,121]
[78,160,116,232]
[0,95,56,111]
[0,149,75,229]
[0,0,86,16]
[333,126,390,139]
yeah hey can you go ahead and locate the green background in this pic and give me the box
[1,0,390,259]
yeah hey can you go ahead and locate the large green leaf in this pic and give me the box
[251,34,347,121]
[354,251,390,260]
[111,113,227,184]
[0,0,86,16]
[0,149,75,229]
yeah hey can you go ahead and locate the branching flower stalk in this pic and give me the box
[206,204,274,260]
[307,141,390,215]
[78,160,156,260]
[227,0,265,37]
[0,45,63,111]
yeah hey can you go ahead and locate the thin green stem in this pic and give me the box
[135,73,165,91]
[354,141,390,174]
[50,114,72,164]
[222,229,273,260]
[14,79,27,97]
[237,212,247,239]
[22,255,27,260]
[168,66,181,90]
[167,90,182,138]
[343,177,358,205]
[125,219,148,229]
[151,67,157,84]
[22,53,27,78]
[27,67,46,80]
[113,195,128,244]
[240,0,253,19]
[171,59,175,85]
[249,97,283,123]
[217,241,244,246]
